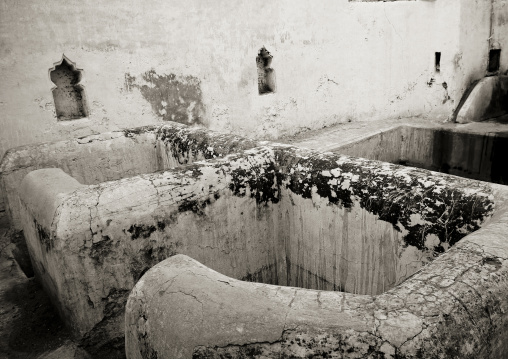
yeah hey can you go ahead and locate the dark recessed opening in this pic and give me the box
[488,49,501,73]
[435,52,441,72]
[256,47,276,95]
[50,56,89,121]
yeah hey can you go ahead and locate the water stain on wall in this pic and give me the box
[124,70,205,125]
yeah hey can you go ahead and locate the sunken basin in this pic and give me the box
[337,125,508,185]
[14,122,508,358]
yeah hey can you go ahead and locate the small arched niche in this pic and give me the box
[49,55,89,121]
[256,47,276,95]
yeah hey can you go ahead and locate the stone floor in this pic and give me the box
[1,114,508,358]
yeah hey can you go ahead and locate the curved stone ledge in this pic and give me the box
[456,75,508,124]
[126,230,508,358]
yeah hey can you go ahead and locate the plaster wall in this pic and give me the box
[455,0,491,97]
[1,0,506,216]
[279,191,429,295]
[0,0,503,159]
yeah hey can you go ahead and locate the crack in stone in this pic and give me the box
[448,291,478,328]
[396,325,424,351]
[165,289,205,334]
[448,291,490,347]
[147,176,160,207]
[50,200,65,235]
[89,189,102,240]
[155,273,182,300]
[281,290,298,338]
[217,279,232,287]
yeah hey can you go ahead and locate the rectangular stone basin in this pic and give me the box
[337,125,508,185]
[16,131,505,358]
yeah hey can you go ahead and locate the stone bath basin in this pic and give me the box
[336,124,508,185]
[9,122,508,358]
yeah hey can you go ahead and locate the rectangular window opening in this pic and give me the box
[435,52,441,73]
[488,49,501,73]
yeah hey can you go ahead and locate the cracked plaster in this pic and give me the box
[15,136,502,357]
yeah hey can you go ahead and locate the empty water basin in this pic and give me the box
[11,124,508,358]
[337,125,508,185]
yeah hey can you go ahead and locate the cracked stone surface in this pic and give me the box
[16,135,504,358]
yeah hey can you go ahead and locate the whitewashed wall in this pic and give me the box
[1,0,507,212]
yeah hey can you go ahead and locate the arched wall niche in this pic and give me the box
[256,47,276,95]
[49,55,89,121]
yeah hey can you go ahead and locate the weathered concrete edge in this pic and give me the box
[14,131,507,357]
[6,116,508,230]
[0,122,258,175]
[0,126,159,229]
[19,169,85,231]
[119,145,508,358]
[17,169,90,336]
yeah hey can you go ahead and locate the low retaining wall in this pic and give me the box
[0,127,158,229]
[18,138,499,357]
